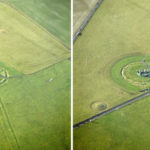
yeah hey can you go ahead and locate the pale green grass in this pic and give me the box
[74,0,150,123]
[0,2,70,74]
[0,103,19,150]
[73,0,98,35]
[5,0,71,47]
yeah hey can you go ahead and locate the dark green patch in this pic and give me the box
[5,0,71,47]
[111,55,150,92]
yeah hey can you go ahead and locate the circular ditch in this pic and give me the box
[90,101,107,111]
[0,69,8,85]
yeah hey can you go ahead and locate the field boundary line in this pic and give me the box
[0,99,21,149]
[6,57,70,80]
[26,57,70,76]
[73,0,104,42]
[0,58,70,87]
[74,92,150,129]
[0,1,70,50]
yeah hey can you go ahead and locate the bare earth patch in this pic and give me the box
[0,29,6,34]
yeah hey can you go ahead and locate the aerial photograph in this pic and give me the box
[0,0,70,149]
[73,0,150,149]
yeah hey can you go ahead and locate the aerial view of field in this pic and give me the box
[5,0,71,48]
[74,0,150,149]
[0,1,70,150]
[74,96,150,150]
[73,0,99,35]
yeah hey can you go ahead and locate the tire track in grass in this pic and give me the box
[0,107,17,149]
[74,92,150,129]
[0,99,20,149]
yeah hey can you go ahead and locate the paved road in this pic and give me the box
[74,92,150,129]
[73,0,104,42]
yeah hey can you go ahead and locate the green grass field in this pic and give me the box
[0,1,70,149]
[0,2,70,74]
[74,96,150,150]
[0,59,70,150]
[74,0,150,149]
[5,0,71,47]
[74,0,150,123]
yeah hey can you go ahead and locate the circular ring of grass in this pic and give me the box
[111,55,150,91]
[122,62,150,88]
[90,101,107,111]
[0,69,8,85]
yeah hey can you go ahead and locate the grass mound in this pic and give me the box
[90,101,107,111]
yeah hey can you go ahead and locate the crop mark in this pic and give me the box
[0,99,20,149]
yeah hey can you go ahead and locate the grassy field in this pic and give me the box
[74,95,150,150]
[5,0,71,47]
[0,1,70,149]
[0,59,70,150]
[0,2,70,74]
[74,0,150,149]
[74,0,150,123]
[73,0,99,35]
